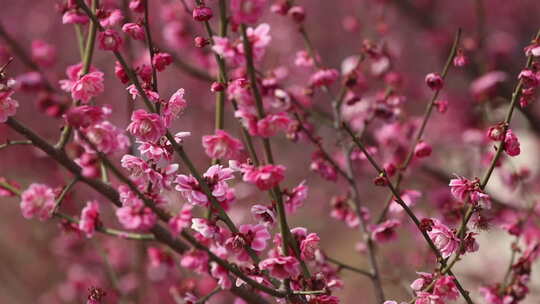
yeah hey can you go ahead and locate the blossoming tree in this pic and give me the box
[1,0,540,303]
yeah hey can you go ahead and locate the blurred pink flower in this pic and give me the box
[152,52,173,71]
[122,23,145,40]
[230,0,267,24]
[79,200,100,238]
[116,200,157,231]
[371,219,400,243]
[20,183,56,221]
[0,90,18,122]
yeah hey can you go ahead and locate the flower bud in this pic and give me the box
[211,82,225,92]
[425,73,444,91]
[373,175,388,187]
[414,141,432,158]
[487,124,505,141]
[194,36,209,48]
[192,6,213,22]
[289,6,305,23]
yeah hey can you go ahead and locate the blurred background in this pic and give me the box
[1,0,540,303]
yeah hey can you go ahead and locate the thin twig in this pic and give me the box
[377,28,462,223]
[0,140,32,150]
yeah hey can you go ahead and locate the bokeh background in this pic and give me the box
[1,0,540,303]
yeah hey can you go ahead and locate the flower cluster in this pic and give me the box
[2,1,540,304]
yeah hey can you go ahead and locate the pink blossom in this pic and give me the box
[20,183,56,221]
[251,204,276,226]
[284,180,308,213]
[239,224,270,251]
[259,256,300,279]
[371,219,400,243]
[415,292,440,304]
[518,69,539,88]
[410,272,435,291]
[479,285,513,304]
[389,189,421,214]
[256,112,292,138]
[300,232,320,260]
[245,23,272,60]
[289,6,305,23]
[175,165,235,207]
[230,0,267,24]
[202,130,244,160]
[126,109,166,142]
[79,200,100,238]
[427,219,459,258]
[487,123,506,141]
[99,9,123,28]
[114,61,129,83]
[524,40,540,57]
[433,275,459,300]
[241,164,285,190]
[75,152,100,178]
[212,36,237,60]
[31,40,56,67]
[235,108,259,135]
[65,105,111,128]
[148,246,174,269]
[453,49,468,67]
[180,250,209,273]
[330,195,360,228]
[152,52,173,72]
[0,90,19,122]
[118,185,142,207]
[122,23,145,40]
[434,99,448,113]
[449,176,491,208]
[116,200,157,231]
[126,84,159,102]
[137,141,172,163]
[210,262,231,289]
[228,78,254,105]
[295,50,315,67]
[310,150,338,182]
[98,29,123,51]
[309,69,339,88]
[425,73,444,90]
[191,218,219,238]
[311,296,340,304]
[120,155,148,178]
[87,287,106,304]
[163,88,187,126]
[62,10,89,25]
[414,141,432,158]
[128,0,145,12]
[192,6,213,22]
[504,129,521,156]
[448,176,470,201]
[168,204,193,235]
[71,71,105,103]
[79,121,129,154]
